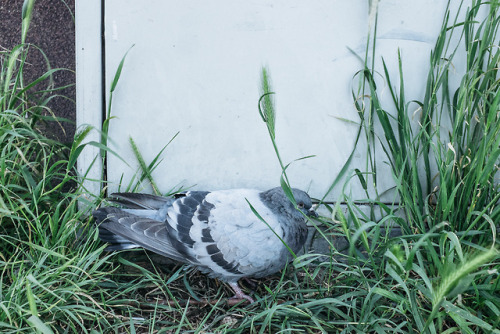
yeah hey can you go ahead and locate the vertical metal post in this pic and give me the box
[75,0,104,202]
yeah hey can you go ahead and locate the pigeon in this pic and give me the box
[92,186,316,303]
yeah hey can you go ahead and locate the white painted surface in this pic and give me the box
[75,0,103,201]
[98,1,464,200]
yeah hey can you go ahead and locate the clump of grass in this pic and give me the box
[252,2,498,332]
[343,0,500,332]
[0,1,142,332]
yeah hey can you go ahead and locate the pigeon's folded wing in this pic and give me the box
[96,207,188,263]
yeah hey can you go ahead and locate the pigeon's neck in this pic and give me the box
[259,189,308,253]
[259,189,301,219]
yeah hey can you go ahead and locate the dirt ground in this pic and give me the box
[0,0,76,143]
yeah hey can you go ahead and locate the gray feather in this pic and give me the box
[109,192,173,210]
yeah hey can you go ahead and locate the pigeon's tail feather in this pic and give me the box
[93,207,140,250]
[98,225,140,251]
[92,206,120,224]
[92,207,189,263]
[108,192,173,210]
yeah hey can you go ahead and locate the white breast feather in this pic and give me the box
[204,190,284,275]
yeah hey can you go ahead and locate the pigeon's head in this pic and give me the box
[262,187,317,219]
[290,188,317,218]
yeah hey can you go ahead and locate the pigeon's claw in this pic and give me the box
[229,282,255,304]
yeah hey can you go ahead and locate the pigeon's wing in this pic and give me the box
[109,192,173,210]
[95,190,235,267]
[94,207,188,263]
[169,189,288,280]
[159,191,213,263]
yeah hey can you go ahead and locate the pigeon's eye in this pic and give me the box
[297,202,304,209]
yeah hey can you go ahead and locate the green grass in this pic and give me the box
[342,0,500,332]
[0,0,498,333]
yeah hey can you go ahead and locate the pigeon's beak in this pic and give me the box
[306,207,318,218]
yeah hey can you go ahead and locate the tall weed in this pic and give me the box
[349,0,500,331]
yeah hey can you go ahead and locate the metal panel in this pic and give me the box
[98,1,461,200]
[75,0,103,200]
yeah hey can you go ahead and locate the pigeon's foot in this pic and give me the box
[229,282,255,304]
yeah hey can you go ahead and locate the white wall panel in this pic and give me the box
[97,1,464,200]
[75,0,103,200]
